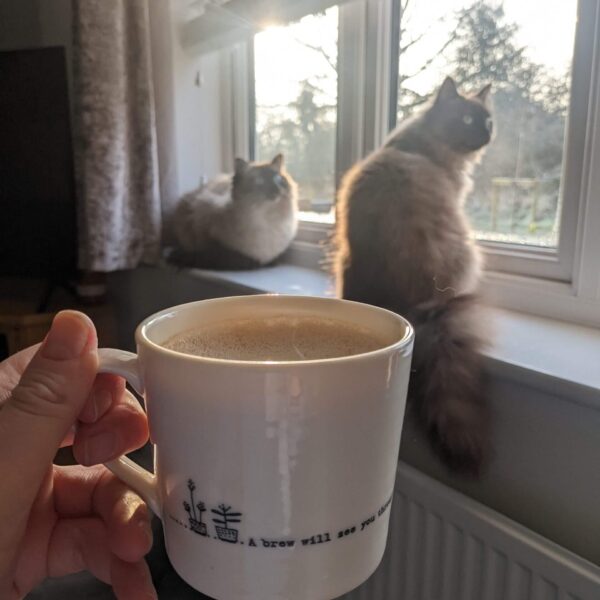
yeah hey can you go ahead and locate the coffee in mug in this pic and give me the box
[162,315,389,361]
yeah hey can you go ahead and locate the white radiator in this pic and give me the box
[342,463,600,600]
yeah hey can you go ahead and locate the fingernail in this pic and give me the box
[42,311,94,360]
[84,431,117,464]
[92,388,113,421]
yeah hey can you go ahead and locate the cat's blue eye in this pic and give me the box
[462,114,473,125]
[485,117,493,133]
[273,174,283,185]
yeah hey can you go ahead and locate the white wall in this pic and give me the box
[170,26,226,195]
[148,0,229,245]
[149,0,227,227]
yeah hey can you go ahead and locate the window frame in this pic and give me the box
[230,0,600,327]
[477,0,598,283]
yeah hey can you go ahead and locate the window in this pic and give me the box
[253,8,339,224]
[396,0,577,250]
[236,0,600,325]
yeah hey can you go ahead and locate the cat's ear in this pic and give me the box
[435,76,459,104]
[271,153,284,172]
[234,158,248,176]
[476,83,492,106]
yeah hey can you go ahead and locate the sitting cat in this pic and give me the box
[333,77,494,476]
[171,154,298,270]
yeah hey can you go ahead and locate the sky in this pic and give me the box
[253,0,578,109]
[254,7,339,112]
[399,0,577,96]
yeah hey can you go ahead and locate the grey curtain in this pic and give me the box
[72,0,161,271]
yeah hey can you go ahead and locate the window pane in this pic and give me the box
[254,7,338,224]
[397,0,577,247]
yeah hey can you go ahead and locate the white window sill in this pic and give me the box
[185,264,335,298]
[179,264,600,406]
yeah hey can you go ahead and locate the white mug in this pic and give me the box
[98,295,413,600]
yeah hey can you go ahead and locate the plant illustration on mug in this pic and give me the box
[183,479,208,536]
[211,503,243,543]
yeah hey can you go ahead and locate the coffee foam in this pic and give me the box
[162,315,387,361]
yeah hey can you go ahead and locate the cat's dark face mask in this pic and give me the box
[233,156,290,202]
[429,78,494,153]
[249,167,289,201]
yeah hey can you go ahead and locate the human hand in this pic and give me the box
[0,311,156,599]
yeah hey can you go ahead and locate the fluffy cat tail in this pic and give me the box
[409,294,491,477]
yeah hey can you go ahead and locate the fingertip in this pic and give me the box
[111,557,157,600]
[116,504,154,561]
[113,499,153,561]
[41,310,97,360]
[111,523,153,564]
[135,508,155,554]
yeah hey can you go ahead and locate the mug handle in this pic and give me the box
[97,348,162,518]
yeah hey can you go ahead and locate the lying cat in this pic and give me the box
[333,77,494,476]
[172,154,298,270]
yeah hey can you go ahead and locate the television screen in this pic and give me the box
[0,47,77,279]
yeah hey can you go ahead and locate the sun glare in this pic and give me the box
[254,7,338,110]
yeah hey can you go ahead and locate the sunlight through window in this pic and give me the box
[254,7,339,224]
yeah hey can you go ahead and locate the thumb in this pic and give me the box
[0,311,98,510]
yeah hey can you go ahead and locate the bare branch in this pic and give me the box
[400,30,427,54]
[399,10,471,83]
[398,89,429,113]
[400,33,456,82]
[292,37,337,73]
